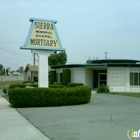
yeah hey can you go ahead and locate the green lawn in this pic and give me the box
[0,81,23,102]
[0,81,23,89]
[108,92,140,98]
[2,95,9,102]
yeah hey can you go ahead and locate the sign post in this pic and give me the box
[21,18,65,87]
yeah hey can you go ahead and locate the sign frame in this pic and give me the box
[20,18,65,51]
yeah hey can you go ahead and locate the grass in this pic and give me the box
[2,95,9,102]
[0,81,23,89]
[0,81,23,103]
[107,92,140,98]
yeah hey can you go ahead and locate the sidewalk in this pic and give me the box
[0,92,50,140]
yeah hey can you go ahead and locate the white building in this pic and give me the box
[24,65,38,82]
[51,59,140,92]
[24,65,55,82]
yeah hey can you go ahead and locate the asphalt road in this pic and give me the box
[17,94,140,140]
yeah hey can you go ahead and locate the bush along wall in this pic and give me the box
[49,71,56,84]
[9,86,91,107]
[96,86,109,93]
[62,69,71,86]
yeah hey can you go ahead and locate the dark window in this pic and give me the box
[134,73,138,85]
[34,76,38,82]
[60,73,62,82]
[130,73,140,86]
[130,73,134,85]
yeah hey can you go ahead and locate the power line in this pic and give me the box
[0,41,23,43]
[0,56,33,61]
[0,43,29,57]
[0,59,21,68]
[0,44,32,59]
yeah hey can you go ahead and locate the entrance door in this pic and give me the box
[93,70,99,88]
[99,73,107,86]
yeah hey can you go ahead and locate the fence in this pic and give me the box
[0,76,24,81]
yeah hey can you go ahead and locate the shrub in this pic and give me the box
[10,84,26,89]
[49,71,56,84]
[9,86,91,107]
[3,84,26,94]
[62,69,71,85]
[22,81,34,84]
[67,83,84,87]
[3,88,6,94]
[49,84,65,88]
[28,84,38,87]
[53,82,62,85]
[96,86,109,93]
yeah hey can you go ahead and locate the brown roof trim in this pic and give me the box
[25,65,55,72]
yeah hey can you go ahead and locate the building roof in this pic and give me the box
[91,59,140,64]
[25,65,54,72]
[25,65,38,72]
[51,59,140,69]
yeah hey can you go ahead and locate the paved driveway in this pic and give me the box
[17,94,140,140]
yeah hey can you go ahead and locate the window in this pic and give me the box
[60,73,63,82]
[130,73,140,86]
[34,76,38,82]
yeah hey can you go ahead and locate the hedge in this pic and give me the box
[9,86,91,107]
[67,83,84,87]
[28,84,38,88]
[49,71,56,84]
[22,81,34,84]
[10,84,26,89]
[3,83,37,94]
[49,84,66,88]
[62,69,71,85]
[53,82,62,85]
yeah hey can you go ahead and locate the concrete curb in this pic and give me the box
[0,95,50,140]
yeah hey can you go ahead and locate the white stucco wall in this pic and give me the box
[56,69,62,82]
[107,67,127,92]
[56,66,140,92]
[85,68,93,88]
[26,70,31,81]
[108,67,140,92]
[56,68,86,84]
[71,68,85,84]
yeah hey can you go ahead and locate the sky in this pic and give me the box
[0,0,140,70]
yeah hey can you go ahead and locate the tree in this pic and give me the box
[16,66,24,73]
[48,51,67,66]
[0,64,5,75]
[0,64,4,70]
[6,67,10,75]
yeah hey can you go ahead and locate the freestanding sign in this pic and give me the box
[21,18,65,87]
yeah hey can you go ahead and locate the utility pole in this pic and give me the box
[105,52,108,59]
[33,54,35,65]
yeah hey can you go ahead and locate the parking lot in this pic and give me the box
[17,93,140,140]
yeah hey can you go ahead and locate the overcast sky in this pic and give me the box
[0,0,140,70]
